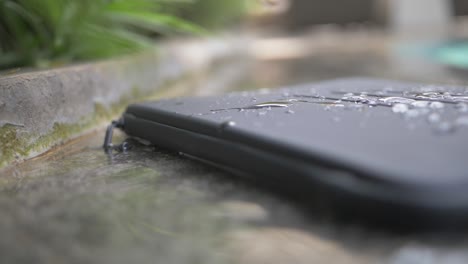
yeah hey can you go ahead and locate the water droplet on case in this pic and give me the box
[427,113,441,123]
[429,101,445,109]
[404,109,421,118]
[219,121,236,130]
[249,102,292,109]
[380,97,415,104]
[342,95,370,104]
[411,101,430,108]
[416,91,441,99]
[392,103,409,113]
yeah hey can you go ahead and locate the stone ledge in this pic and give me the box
[0,37,250,168]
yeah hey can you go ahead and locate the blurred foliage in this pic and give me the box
[0,0,246,69]
[176,0,247,29]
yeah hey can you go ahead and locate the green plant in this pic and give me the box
[0,0,206,69]
[175,0,247,29]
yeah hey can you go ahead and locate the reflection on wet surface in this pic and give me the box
[4,131,468,264]
[2,133,243,263]
[4,30,468,263]
[1,131,375,264]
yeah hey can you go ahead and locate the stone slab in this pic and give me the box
[0,37,250,168]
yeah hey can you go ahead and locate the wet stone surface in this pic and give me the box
[2,131,468,264]
[1,133,246,264]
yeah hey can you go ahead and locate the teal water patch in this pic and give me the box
[395,41,439,59]
[432,41,468,68]
[396,40,468,69]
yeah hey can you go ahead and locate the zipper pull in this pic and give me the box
[103,118,125,153]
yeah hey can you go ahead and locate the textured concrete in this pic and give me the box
[0,37,249,168]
